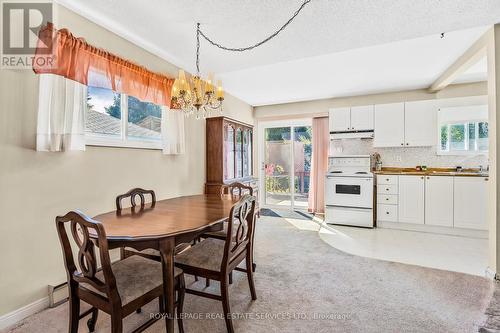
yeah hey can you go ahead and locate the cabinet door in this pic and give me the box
[374,103,405,147]
[235,127,243,178]
[398,176,425,224]
[425,176,453,227]
[350,105,374,131]
[224,124,235,180]
[404,100,437,147]
[329,107,351,132]
[453,177,488,230]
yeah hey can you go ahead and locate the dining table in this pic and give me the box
[91,193,238,333]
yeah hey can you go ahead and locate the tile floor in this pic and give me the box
[278,215,489,276]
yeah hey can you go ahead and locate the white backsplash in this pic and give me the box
[330,139,488,169]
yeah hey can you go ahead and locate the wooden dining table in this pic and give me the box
[92,194,238,333]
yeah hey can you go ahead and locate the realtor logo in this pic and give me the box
[1,0,54,69]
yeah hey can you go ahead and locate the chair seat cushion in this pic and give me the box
[81,255,183,306]
[175,238,225,273]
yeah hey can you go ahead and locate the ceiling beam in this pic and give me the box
[428,29,492,92]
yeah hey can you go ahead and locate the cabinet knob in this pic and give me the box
[385,198,389,201]
[386,211,390,215]
[400,143,403,146]
[420,176,424,179]
[427,177,430,179]
[406,143,409,146]
[485,178,489,181]
[386,178,389,181]
[386,188,389,191]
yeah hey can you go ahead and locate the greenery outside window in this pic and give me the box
[85,86,163,149]
[439,121,488,155]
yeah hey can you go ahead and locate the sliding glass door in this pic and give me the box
[259,120,312,210]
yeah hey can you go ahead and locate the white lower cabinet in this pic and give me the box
[425,176,454,227]
[398,176,425,224]
[377,174,488,232]
[377,204,398,222]
[453,177,488,230]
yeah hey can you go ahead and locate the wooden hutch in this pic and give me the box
[205,116,258,195]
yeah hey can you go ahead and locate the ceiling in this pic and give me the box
[453,56,488,85]
[56,0,500,106]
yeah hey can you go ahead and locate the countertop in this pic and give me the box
[373,167,488,177]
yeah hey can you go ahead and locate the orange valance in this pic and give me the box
[32,23,174,107]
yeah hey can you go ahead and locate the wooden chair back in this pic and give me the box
[223,195,256,268]
[220,182,253,200]
[116,188,156,210]
[55,210,119,302]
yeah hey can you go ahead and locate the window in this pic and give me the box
[85,86,163,149]
[439,121,488,154]
[437,105,488,155]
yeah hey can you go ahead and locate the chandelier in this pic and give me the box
[171,0,311,119]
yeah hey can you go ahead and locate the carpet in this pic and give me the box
[4,216,495,333]
[259,208,313,220]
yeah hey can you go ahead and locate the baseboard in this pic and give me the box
[377,221,488,239]
[0,297,49,330]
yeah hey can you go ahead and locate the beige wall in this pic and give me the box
[0,5,253,316]
[254,82,488,119]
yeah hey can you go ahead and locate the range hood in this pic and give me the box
[330,130,374,140]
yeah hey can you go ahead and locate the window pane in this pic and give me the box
[478,122,489,151]
[450,124,466,151]
[86,87,121,137]
[127,96,162,141]
[236,128,243,178]
[243,130,249,177]
[225,125,235,180]
[440,125,448,151]
[468,123,476,151]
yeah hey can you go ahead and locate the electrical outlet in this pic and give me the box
[395,155,402,162]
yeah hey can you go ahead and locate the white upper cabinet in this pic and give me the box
[350,105,374,131]
[374,101,437,148]
[404,100,437,147]
[453,177,488,230]
[374,103,405,147]
[425,176,454,227]
[398,175,425,224]
[329,107,351,132]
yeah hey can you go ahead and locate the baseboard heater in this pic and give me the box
[48,282,69,308]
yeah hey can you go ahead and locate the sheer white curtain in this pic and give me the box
[161,107,185,155]
[36,74,87,151]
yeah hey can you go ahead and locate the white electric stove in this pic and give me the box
[325,155,374,228]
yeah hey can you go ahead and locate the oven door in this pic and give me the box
[325,176,373,209]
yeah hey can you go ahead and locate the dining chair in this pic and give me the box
[56,210,185,333]
[175,194,257,333]
[116,188,190,261]
[201,182,256,286]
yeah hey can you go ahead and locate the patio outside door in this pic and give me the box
[259,120,312,210]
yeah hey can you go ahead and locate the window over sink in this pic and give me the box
[437,105,488,155]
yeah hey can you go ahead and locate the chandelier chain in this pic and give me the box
[197,0,311,53]
[196,22,201,74]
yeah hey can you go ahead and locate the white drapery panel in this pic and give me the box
[36,74,87,151]
[161,107,185,155]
